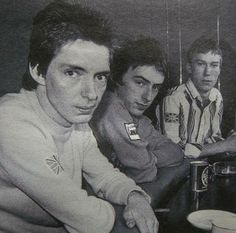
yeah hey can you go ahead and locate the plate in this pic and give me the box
[187,210,236,230]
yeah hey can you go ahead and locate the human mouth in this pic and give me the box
[202,80,213,85]
[135,102,149,110]
[75,105,96,114]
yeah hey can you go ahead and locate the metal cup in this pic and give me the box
[190,161,209,192]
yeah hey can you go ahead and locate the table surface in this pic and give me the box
[109,154,236,233]
[158,175,236,233]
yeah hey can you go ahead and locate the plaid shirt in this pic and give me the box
[161,79,223,157]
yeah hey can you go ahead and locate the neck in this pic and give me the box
[200,91,210,101]
[35,85,72,128]
[198,90,211,107]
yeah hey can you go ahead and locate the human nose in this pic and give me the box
[81,79,98,100]
[142,87,153,103]
[204,64,211,75]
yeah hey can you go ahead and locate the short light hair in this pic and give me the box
[187,36,222,63]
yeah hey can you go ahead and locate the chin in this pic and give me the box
[130,110,144,118]
[72,115,93,124]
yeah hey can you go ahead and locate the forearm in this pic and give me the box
[200,136,236,157]
[152,145,184,168]
[111,143,158,183]
[83,132,152,203]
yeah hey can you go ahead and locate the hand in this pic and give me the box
[123,191,159,233]
[225,134,236,153]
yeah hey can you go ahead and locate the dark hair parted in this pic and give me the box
[22,0,112,90]
[187,36,222,63]
[111,37,167,85]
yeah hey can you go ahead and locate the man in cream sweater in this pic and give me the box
[0,1,157,233]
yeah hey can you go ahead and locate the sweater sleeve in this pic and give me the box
[0,113,115,233]
[137,118,184,168]
[82,131,150,205]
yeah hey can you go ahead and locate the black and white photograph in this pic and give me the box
[0,0,236,232]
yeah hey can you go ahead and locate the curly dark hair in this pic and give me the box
[22,0,112,90]
[110,37,167,86]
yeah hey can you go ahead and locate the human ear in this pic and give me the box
[186,63,192,74]
[29,64,46,86]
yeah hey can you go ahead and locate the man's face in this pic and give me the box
[116,65,164,118]
[44,39,110,126]
[188,51,221,96]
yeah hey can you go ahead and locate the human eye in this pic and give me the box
[95,73,108,87]
[152,84,161,91]
[95,73,109,81]
[211,63,220,68]
[64,69,79,78]
[135,79,145,87]
[196,61,205,66]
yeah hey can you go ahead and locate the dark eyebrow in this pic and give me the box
[61,64,86,72]
[193,59,220,64]
[134,76,162,86]
[60,64,110,75]
[95,71,110,76]
[133,76,150,84]
[193,59,206,63]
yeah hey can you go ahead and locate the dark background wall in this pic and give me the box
[0,0,236,135]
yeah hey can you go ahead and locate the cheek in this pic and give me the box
[46,73,68,93]
[151,91,158,101]
[120,90,134,105]
[128,83,142,95]
[96,84,107,97]
[212,69,220,77]
[193,68,204,76]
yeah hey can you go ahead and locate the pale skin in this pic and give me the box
[125,191,159,233]
[116,65,165,118]
[200,134,236,157]
[186,51,221,105]
[187,51,236,157]
[115,65,164,232]
[30,39,158,233]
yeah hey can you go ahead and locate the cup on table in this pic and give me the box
[190,161,209,192]
[211,217,236,233]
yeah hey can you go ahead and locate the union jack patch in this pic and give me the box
[164,113,179,123]
[46,155,64,175]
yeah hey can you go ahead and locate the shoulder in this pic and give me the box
[164,84,188,107]
[0,91,48,140]
[165,83,187,98]
[208,88,223,108]
[93,91,133,126]
[0,91,32,121]
[212,88,223,100]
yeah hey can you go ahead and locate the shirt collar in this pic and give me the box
[113,90,146,123]
[186,79,218,102]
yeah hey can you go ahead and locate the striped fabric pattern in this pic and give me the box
[162,79,223,156]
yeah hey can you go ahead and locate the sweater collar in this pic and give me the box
[23,89,73,139]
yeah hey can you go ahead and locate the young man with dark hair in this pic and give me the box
[0,2,157,233]
[162,37,236,158]
[91,37,185,184]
